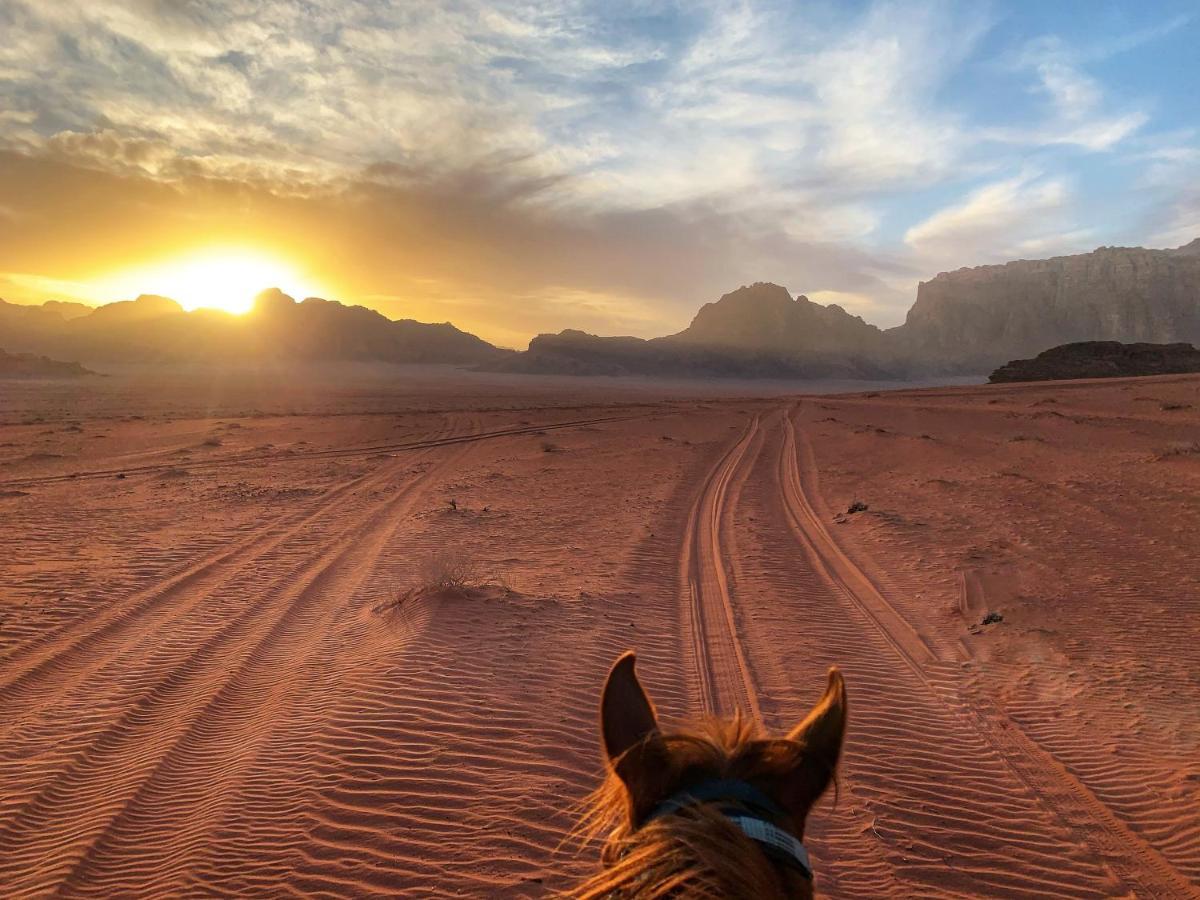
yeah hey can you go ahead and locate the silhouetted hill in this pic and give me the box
[6,238,1198,379]
[0,348,94,378]
[491,284,895,378]
[0,291,511,366]
[988,341,1200,383]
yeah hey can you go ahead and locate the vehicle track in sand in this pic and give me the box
[678,414,765,721]
[674,406,1195,896]
[0,421,481,894]
[0,415,473,721]
[0,413,646,489]
[778,410,1198,898]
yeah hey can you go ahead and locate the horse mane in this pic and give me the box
[569,711,815,899]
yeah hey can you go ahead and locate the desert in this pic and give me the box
[2,364,1198,897]
[5,3,1200,896]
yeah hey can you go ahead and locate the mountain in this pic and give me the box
[495,240,1200,379]
[896,240,1200,372]
[0,348,94,378]
[492,283,895,378]
[665,282,886,358]
[0,290,511,366]
[6,238,1198,378]
[988,341,1200,383]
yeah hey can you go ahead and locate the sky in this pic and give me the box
[0,0,1197,348]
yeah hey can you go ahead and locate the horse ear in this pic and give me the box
[600,651,670,822]
[601,651,661,764]
[784,667,847,806]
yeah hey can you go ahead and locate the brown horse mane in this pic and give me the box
[569,711,828,899]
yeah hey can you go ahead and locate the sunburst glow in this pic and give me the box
[96,248,329,315]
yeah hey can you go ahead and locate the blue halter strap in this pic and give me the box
[641,778,813,881]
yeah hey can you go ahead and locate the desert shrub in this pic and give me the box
[376,549,507,613]
[1159,441,1200,458]
[1160,402,1191,411]
[417,549,488,593]
[541,441,561,453]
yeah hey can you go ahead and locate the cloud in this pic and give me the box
[989,34,1150,152]
[0,147,915,344]
[904,171,1093,265]
[0,1,1194,339]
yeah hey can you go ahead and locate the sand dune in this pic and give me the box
[1,369,1198,897]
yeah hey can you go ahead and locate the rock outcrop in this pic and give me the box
[896,240,1200,372]
[0,348,94,378]
[988,341,1200,383]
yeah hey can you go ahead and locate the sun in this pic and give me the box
[96,248,329,315]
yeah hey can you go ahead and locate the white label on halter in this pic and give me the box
[726,815,812,874]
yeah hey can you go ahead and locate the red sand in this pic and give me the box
[1,367,1198,897]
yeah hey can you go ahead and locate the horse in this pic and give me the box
[572,651,847,899]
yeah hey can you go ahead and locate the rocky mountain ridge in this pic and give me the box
[6,239,1198,379]
[0,290,511,366]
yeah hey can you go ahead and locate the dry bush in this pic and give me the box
[541,440,561,453]
[417,549,489,592]
[1159,441,1200,458]
[376,549,508,613]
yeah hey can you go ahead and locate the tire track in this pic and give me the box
[0,423,475,895]
[1,410,621,700]
[0,414,473,729]
[780,409,1198,898]
[0,413,646,489]
[679,414,764,721]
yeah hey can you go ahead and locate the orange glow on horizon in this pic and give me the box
[93,247,332,315]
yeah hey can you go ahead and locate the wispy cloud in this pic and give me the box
[904,170,1094,266]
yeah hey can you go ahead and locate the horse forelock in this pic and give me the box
[569,713,813,899]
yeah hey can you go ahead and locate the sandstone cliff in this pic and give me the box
[896,240,1200,372]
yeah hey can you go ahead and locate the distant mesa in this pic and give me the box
[988,341,1200,384]
[0,347,95,378]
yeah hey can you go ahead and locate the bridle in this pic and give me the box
[638,778,812,882]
